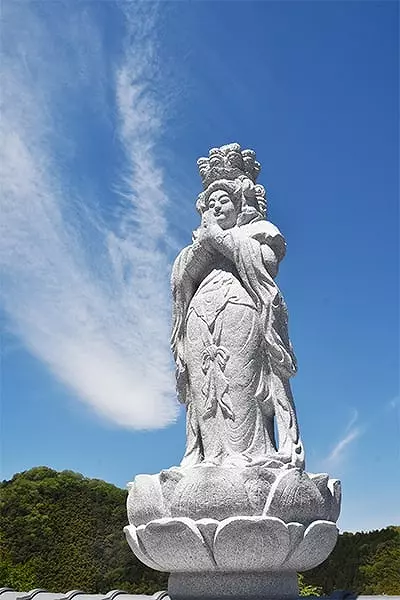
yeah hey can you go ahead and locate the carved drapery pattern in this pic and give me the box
[201,344,233,420]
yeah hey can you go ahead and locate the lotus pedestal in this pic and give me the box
[124,514,338,600]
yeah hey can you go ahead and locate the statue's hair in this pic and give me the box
[196,176,267,223]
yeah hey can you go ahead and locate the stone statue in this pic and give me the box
[171,143,303,470]
[125,144,341,600]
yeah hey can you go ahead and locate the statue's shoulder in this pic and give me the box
[244,219,281,238]
[241,220,286,260]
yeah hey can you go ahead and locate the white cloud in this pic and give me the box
[327,427,360,463]
[0,2,178,428]
[323,409,362,467]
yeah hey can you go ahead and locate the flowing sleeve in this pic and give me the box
[170,247,194,405]
[209,221,297,379]
[170,241,213,404]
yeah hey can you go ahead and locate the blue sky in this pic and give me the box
[1,1,398,534]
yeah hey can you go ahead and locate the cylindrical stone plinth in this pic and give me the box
[168,571,299,600]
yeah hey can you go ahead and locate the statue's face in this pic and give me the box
[207,189,239,230]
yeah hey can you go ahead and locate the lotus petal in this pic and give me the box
[287,521,305,552]
[214,516,290,571]
[170,466,251,520]
[309,473,332,518]
[309,473,342,522]
[123,525,166,572]
[127,474,166,526]
[243,468,274,513]
[284,520,338,571]
[328,479,342,522]
[309,473,329,490]
[159,467,184,509]
[264,468,326,524]
[196,518,219,554]
[137,517,216,572]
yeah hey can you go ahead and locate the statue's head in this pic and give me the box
[196,143,267,228]
[196,176,267,228]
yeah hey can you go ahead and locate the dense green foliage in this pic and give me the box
[1,467,399,595]
[302,525,400,595]
[298,573,323,596]
[0,467,167,593]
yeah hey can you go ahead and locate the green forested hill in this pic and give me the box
[1,467,399,595]
[0,467,168,594]
[302,525,400,595]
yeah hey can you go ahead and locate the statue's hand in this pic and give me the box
[197,210,221,248]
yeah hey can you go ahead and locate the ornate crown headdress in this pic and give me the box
[197,143,261,189]
[196,143,267,219]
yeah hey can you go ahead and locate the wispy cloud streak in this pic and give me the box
[0,2,177,428]
[325,409,361,465]
[327,428,360,463]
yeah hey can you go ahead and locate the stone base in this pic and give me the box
[168,571,299,600]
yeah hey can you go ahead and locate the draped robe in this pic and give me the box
[171,218,304,469]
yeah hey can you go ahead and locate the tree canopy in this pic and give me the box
[301,524,400,595]
[0,467,167,593]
